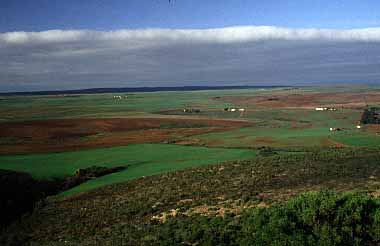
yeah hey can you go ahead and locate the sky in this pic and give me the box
[1,0,380,92]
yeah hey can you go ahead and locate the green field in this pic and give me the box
[191,125,380,148]
[1,86,380,198]
[1,86,379,122]
[2,86,380,245]
[0,89,249,122]
[0,144,256,196]
[184,107,380,148]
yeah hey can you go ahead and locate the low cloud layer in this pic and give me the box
[0,26,380,91]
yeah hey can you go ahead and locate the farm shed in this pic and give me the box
[224,107,245,112]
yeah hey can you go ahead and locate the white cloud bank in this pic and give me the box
[2,26,380,46]
[0,26,380,91]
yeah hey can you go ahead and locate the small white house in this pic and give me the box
[315,107,326,111]
[356,125,362,129]
[316,107,337,111]
[238,108,246,112]
[230,108,237,112]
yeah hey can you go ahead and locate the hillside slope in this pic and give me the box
[1,148,380,245]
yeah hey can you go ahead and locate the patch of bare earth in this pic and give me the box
[0,117,251,154]
[365,124,380,133]
[253,136,277,145]
[151,199,269,223]
[323,138,347,148]
[291,121,313,130]
[218,92,380,109]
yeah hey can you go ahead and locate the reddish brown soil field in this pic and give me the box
[0,117,251,154]
[365,124,380,133]
[322,138,347,148]
[219,92,380,109]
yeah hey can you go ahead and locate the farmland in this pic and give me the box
[1,86,380,195]
[0,144,256,197]
[1,85,380,244]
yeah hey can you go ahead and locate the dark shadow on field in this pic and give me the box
[0,166,127,231]
[0,169,61,230]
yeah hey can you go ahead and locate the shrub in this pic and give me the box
[156,191,380,246]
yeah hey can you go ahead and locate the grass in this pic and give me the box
[1,86,380,199]
[0,86,379,122]
[0,89,250,122]
[189,107,376,148]
[2,86,380,244]
[331,131,380,147]
[193,126,334,148]
[0,144,256,197]
[3,147,380,245]
[2,86,367,122]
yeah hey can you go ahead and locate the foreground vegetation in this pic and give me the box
[157,191,380,245]
[2,147,380,245]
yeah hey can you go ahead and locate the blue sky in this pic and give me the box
[0,1,380,91]
[1,0,380,32]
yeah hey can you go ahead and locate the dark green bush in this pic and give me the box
[156,191,380,246]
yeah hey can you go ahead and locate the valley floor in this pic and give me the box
[1,85,380,244]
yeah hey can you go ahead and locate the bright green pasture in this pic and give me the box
[191,107,368,148]
[195,125,380,148]
[330,131,380,147]
[244,108,361,127]
[0,144,256,196]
